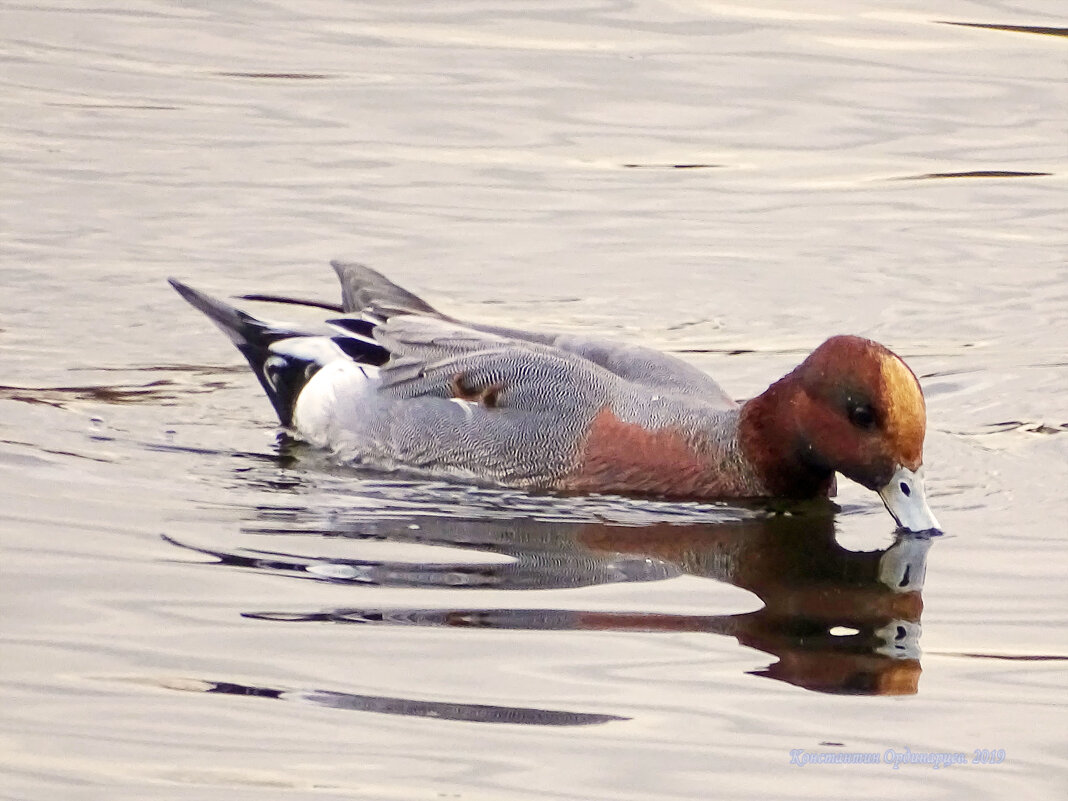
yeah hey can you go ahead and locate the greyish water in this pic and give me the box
[1,1,1066,799]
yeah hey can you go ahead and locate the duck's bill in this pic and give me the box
[878,465,942,534]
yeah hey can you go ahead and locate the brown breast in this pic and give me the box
[558,408,756,498]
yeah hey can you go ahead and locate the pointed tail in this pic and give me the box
[330,261,443,316]
[169,278,383,426]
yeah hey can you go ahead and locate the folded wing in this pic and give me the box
[332,262,736,407]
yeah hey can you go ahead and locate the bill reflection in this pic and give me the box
[169,510,935,697]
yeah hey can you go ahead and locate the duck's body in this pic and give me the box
[171,262,940,532]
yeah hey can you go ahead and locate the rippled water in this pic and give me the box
[2,2,1066,798]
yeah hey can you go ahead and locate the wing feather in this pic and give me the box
[375,316,613,413]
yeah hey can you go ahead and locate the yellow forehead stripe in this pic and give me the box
[879,353,925,466]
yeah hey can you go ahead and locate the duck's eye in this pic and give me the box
[848,403,877,430]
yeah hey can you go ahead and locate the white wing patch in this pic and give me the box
[269,335,348,363]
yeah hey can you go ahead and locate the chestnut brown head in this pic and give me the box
[790,336,939,532]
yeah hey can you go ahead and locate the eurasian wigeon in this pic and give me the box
[170,262,940,532]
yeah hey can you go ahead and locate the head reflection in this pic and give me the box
[171,510,935,696]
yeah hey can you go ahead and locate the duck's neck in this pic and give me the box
[738,371,836,499]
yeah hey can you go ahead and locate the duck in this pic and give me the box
[169,262,940,533]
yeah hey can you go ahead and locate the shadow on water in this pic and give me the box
[166,509,936,708]
[144,677,625,727]
[937,21,1068,39]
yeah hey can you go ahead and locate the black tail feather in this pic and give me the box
[169,278,280,348]
[170,278,361,427]
[170,278,304,423]
[236,292,345,313]
[170,272,407,427]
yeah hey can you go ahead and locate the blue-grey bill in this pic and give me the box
[878,465,942,533]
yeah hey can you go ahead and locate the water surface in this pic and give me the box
[2,1,1066,798]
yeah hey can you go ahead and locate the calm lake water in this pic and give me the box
[2,1,1066,798]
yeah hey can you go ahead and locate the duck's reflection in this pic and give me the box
[167,510,934,696]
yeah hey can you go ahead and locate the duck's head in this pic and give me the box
[743,335,941,533]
